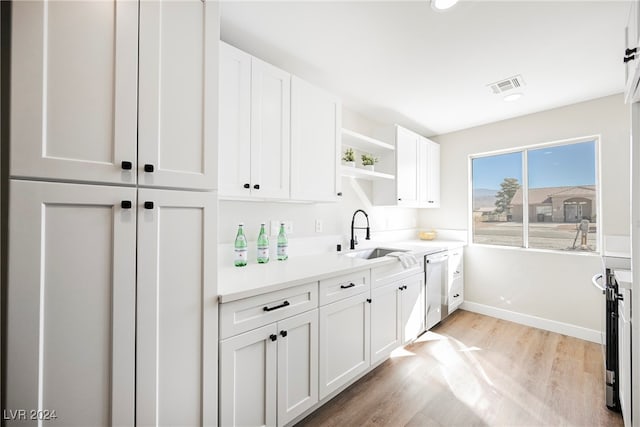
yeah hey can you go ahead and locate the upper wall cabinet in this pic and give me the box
[373,126,440,208]
[138,0,218,190]
[11,0,218,190]
[290,77,342,202]
[219,42,291,200]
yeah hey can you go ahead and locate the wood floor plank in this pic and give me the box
[296,310,623,427]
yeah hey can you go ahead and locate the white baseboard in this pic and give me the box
[461,301,602,344]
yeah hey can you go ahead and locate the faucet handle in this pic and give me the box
[354,235,359,245]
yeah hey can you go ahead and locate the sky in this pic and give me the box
[472,141,596,190]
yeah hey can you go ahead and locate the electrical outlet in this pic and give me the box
[270,220,279,236]
[315,219,323,233]
[284,221,293,234]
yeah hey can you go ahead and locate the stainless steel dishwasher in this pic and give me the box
[425,250,449,330]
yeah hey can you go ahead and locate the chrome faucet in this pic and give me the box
[350,209,370,250]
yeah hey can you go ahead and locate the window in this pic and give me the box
[471,138,598,253]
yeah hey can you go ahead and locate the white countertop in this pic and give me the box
[614,269,633,290]
[218,239,465,303]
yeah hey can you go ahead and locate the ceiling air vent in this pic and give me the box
[488,75,525,94]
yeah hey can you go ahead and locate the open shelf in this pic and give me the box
[341,166,395,181]
[342,128,395,153]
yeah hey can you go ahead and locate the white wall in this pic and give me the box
[419,94,630,333]
[218,108,418,247]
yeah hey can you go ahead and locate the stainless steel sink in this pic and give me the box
[344,247,407,260]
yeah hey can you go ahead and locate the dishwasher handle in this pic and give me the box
[426,253,449,264]
[591,273,605,294]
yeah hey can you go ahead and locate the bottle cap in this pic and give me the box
[238,223,244,226]
[260,222,266,225]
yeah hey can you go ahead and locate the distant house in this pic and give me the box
[510,185,596,223]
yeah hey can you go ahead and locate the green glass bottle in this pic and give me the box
[257,223,269,263]
[277,222,288,261]
[234,223,248,267]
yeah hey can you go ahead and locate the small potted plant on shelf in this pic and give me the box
[361,153,378,171]
[342,148,355,167]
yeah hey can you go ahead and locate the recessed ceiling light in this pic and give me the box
[503,93,523,102]
[431,0,459,11]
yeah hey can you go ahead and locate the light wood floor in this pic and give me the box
[297,310,623,427]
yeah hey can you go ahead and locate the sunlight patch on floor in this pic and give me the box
[390,347,416,358]
[414,330,447,343]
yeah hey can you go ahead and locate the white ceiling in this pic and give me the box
[220,0,631,136]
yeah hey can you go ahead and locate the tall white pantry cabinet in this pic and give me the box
[6,1,219,426]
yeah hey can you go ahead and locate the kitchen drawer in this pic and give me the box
[371,257,424,289]
[448,249,463,280]
[319,269,370,306]
[448,277,464,314]
[220,282,318,339]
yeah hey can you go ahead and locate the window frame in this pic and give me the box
[467,135,602,255]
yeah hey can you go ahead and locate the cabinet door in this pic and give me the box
[11,1,138,185]
[251,57,291,199]
[290,77,342,202]
[396,126,419,206]
[136,189,218,426]
[138,0,218,190]
[220,324,278,427]
[370,282,401,365]
[6,180,136,426]
[401,274,425,344]
[319,293,370,399]
[426,140,441,207]
[219,42,252,197]
[277,310,319,427]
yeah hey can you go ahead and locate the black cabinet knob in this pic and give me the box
[280,330,287,338]
[626,47,637,56]
[337,192,343,196]
[121,200,132,209]
[144,164,155,173]
[144,201,154,210]
[366,298,372,303]
[398,198,402,201]
[254,184,260,190]
[269,334,277,342]
[121,161,132,170]
[244,183,250,189]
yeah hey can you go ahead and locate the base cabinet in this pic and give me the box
[319,293,371,399]
[370,282,402,365]
[401,273,425,344]
[220,310,318,427]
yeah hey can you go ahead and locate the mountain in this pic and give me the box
[473,188,497,210]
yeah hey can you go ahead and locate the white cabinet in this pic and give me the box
[220,309,318,427]
[10,0,138,185]
[291,77,342,202]
[219,42,291,200]
[401,274,425,344]
[396,126,420,206]
[138,0,218,190]
[447,248,465,314]
[370,272,425,364]
[11,0,218,189]
[419,138,441,207]
[372,125,440,207]
[220,324,278,427]
[136,189,218,426]
[6,181,219,427]
[6,180,137,426]
[624,0,640,103]
[370,282,402,364]
[319,292,371,399]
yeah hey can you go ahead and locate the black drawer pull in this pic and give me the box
[340,283,356,289]
[280,330,287,338]
[121,161,132,170]
[269,334,277,342]
[337,192,343,196]
[366,298,372,303]
[121,200,132,209]
[244,183,250,189]
[144,164,155,173]
[399,286,404,291]
[263,300,290,312]
[254,184,260,190]
[453,293,460,298]
[144,201,154,210]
